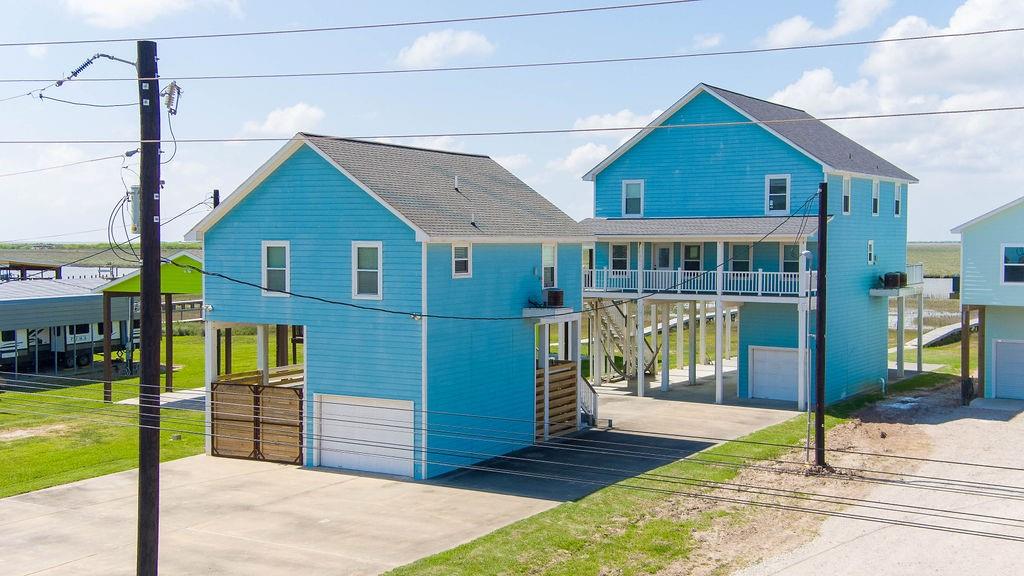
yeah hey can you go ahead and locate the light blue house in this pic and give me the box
[580,83,922,407]
[952,196,1024,399]
[187,134,593,479]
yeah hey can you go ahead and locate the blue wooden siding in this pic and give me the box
[202,144,425,473]
[960,200,1024,307]
[593,91,824,219]
[983,306,1024,398]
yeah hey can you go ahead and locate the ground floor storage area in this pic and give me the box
[748,346,799,402]
[993,340,1024,400]
[316,394,415,477]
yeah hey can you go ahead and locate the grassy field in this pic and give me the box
[0,331,302,498]
[907,241,959,277]
[0,242,201,268]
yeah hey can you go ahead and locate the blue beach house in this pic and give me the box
[952,196,1024,400]
[580,83,923,408]
[187,134,592,479]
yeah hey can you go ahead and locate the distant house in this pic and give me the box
[580,83,922,407]
[187,134,592,479]
[952,196,1024,400]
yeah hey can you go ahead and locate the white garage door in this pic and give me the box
[318,395,414,477]
[994,341,1024,400]
[750,346,799,402]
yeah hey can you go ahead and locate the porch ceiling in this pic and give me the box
[579,216,818,241]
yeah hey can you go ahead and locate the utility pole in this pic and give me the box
[136,40,161,576]
[814,181,828,468]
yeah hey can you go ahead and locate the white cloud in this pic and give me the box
[396,29,495,68]
[572,109,663,139]
[25,45,47,59]
[547,143,611,175]
[762,0,891,47]
[493,154,531,171]
[62,0,241,29]
[692,33,723,49]
[769,0,1024,239]
[241,103,325,137]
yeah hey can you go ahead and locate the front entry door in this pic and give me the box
[653,244,673,270]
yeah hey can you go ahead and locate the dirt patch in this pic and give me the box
[0,423,69,442]
[651,386,952,576]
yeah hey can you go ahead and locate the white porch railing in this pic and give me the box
[906,263,924,285]
[583,268,816,297]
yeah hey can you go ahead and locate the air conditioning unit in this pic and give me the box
[544,288,564,308]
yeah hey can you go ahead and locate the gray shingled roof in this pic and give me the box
[580,216,818,238]
[0,278,106,302]
[301,134,591,239]
[704,84,916,182]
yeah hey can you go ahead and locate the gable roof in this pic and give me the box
[0,277,106,302]
[583,83,917,183]
[188,134,590,242]
[951,195,1024,233]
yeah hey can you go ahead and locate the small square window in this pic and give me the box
[622,181,643,217]
[452,244,472,278]
[353,242,382,299]
[867,240,876,265]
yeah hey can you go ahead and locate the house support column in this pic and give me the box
[574,319,583,428]
[165,293,174,392]
[688,301,697,384]
[203,320,216,455]
[102,292,112,403]
[540,324,550,440]
[960,305,970,388]
[896,296,906,379]
[714,298,724,404]
[636,298,645,398]
[592,309,603,386]
[675,302,685,370]
[256,324,269,386]
[650,303,659,378]
[978,306,986,397]
[724,302,732,360]
[916,291,924,374]
[699,301,706,365]
[797,301,807,410]
[224,328,233,373]
[661,303,670,392]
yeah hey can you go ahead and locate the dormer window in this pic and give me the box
[765,175,790,215]
[622,180,644,217]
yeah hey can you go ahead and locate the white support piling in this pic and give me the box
[699,300,707,365]
[675,302,685,370]
[636,299,645,398]
[917,292,924,374]
[896,295,906,379]
[203,320,217,455]
[688,300,697,384]
[541,324,550,440]
[593,310,603,386]
[256,324,269,387]
[715,299,724,404]
[724,302,732,360]
[661,304,670,392]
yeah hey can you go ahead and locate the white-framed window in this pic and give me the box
[1003,244,1024,284]
[782,244,800,273]
[542,243,557,288]
[610,243,629,275]
[895,186,903,218]
[352,241,382,300]
[731,244,752,272]
[842,176,851,215]
[683,244,702,271]
[621,180,644,217]
[871,180,880,216]
[261,240,290,297]
[867,240,876,265]
[765,174,790,215]
[452,243,472,278]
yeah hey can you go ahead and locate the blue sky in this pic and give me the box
[1,0,1021,243]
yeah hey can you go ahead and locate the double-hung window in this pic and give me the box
[895,187,903,217]
[610,243,629,276]
[262,241,290,296]
[683,244,701,271]
[765,175,790,215]
[352,241,382,299]
[731,244,751,272]
[867,240,876,265]
[1004,244,1024,283]
[842,176,851,215]
[452,243,472,278]
[782,244,800,273]
[622,180,644,217]
[542,244,557,288]
[871,181,880,216]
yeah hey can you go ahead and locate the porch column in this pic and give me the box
[896,296,905,379]
[797,301,807,410]
[276,324,289,367]
[593,310,603,386]
[574,319,583,428]
[699,300,707,365]
[724,302,732,360]
[675,302,685,370]
[256,324,269,386]
[978,306,986,397]
[541,323,550,439]
[224,328,233,373]
[716,241,724,297]
[203,320,216,455]
[636,298,645,398]
[715,298,724,404]
[960,306,970,387]
[917,292,924,374]
[688,301,697,385]
[649,303,658,378]
[661,304,671,392]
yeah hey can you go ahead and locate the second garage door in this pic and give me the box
[750,346,799,402]
[994,340,1024,400]
[318,395,415,477]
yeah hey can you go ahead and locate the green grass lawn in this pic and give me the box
[907,241,960,277]
[0,330,303,498]
[389,368,954,576]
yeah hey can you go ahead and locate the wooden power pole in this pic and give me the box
[814,181,828,468]
[136,39,162,576]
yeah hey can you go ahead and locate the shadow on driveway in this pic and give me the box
[429,429,712,501]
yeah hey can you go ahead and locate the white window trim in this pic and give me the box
[352,241,383,300]
[621,179,645,218]
[451,243,472,278]
[261,240,290,297]
[682,243,702,271]
[1001,243,1024,285]
[867,240,876,265]
[842,176,851,215]
[780,243,800,273]
[731,243,753,272]
[764,174,791,216]
[895,186,903,218]
[542,243,558,289]
[871,180,880,216]
[610,242,631,275]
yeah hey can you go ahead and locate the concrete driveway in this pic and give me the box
[1,394,796,576]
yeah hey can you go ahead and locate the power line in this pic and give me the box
[1,104,1022,146]
[0,152,130,178]
[0,1,699,48]
[7,26,1020,85]
[37,94,136,108]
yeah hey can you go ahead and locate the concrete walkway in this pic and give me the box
[116,388,206,411]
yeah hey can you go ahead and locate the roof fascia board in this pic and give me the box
[428,235,595,244]
[951,196,1024,233]
[825,169,917,185]
[589,234,814,242]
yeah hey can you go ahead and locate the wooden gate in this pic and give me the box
[210,365,303,464]
[536,360,578,441]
